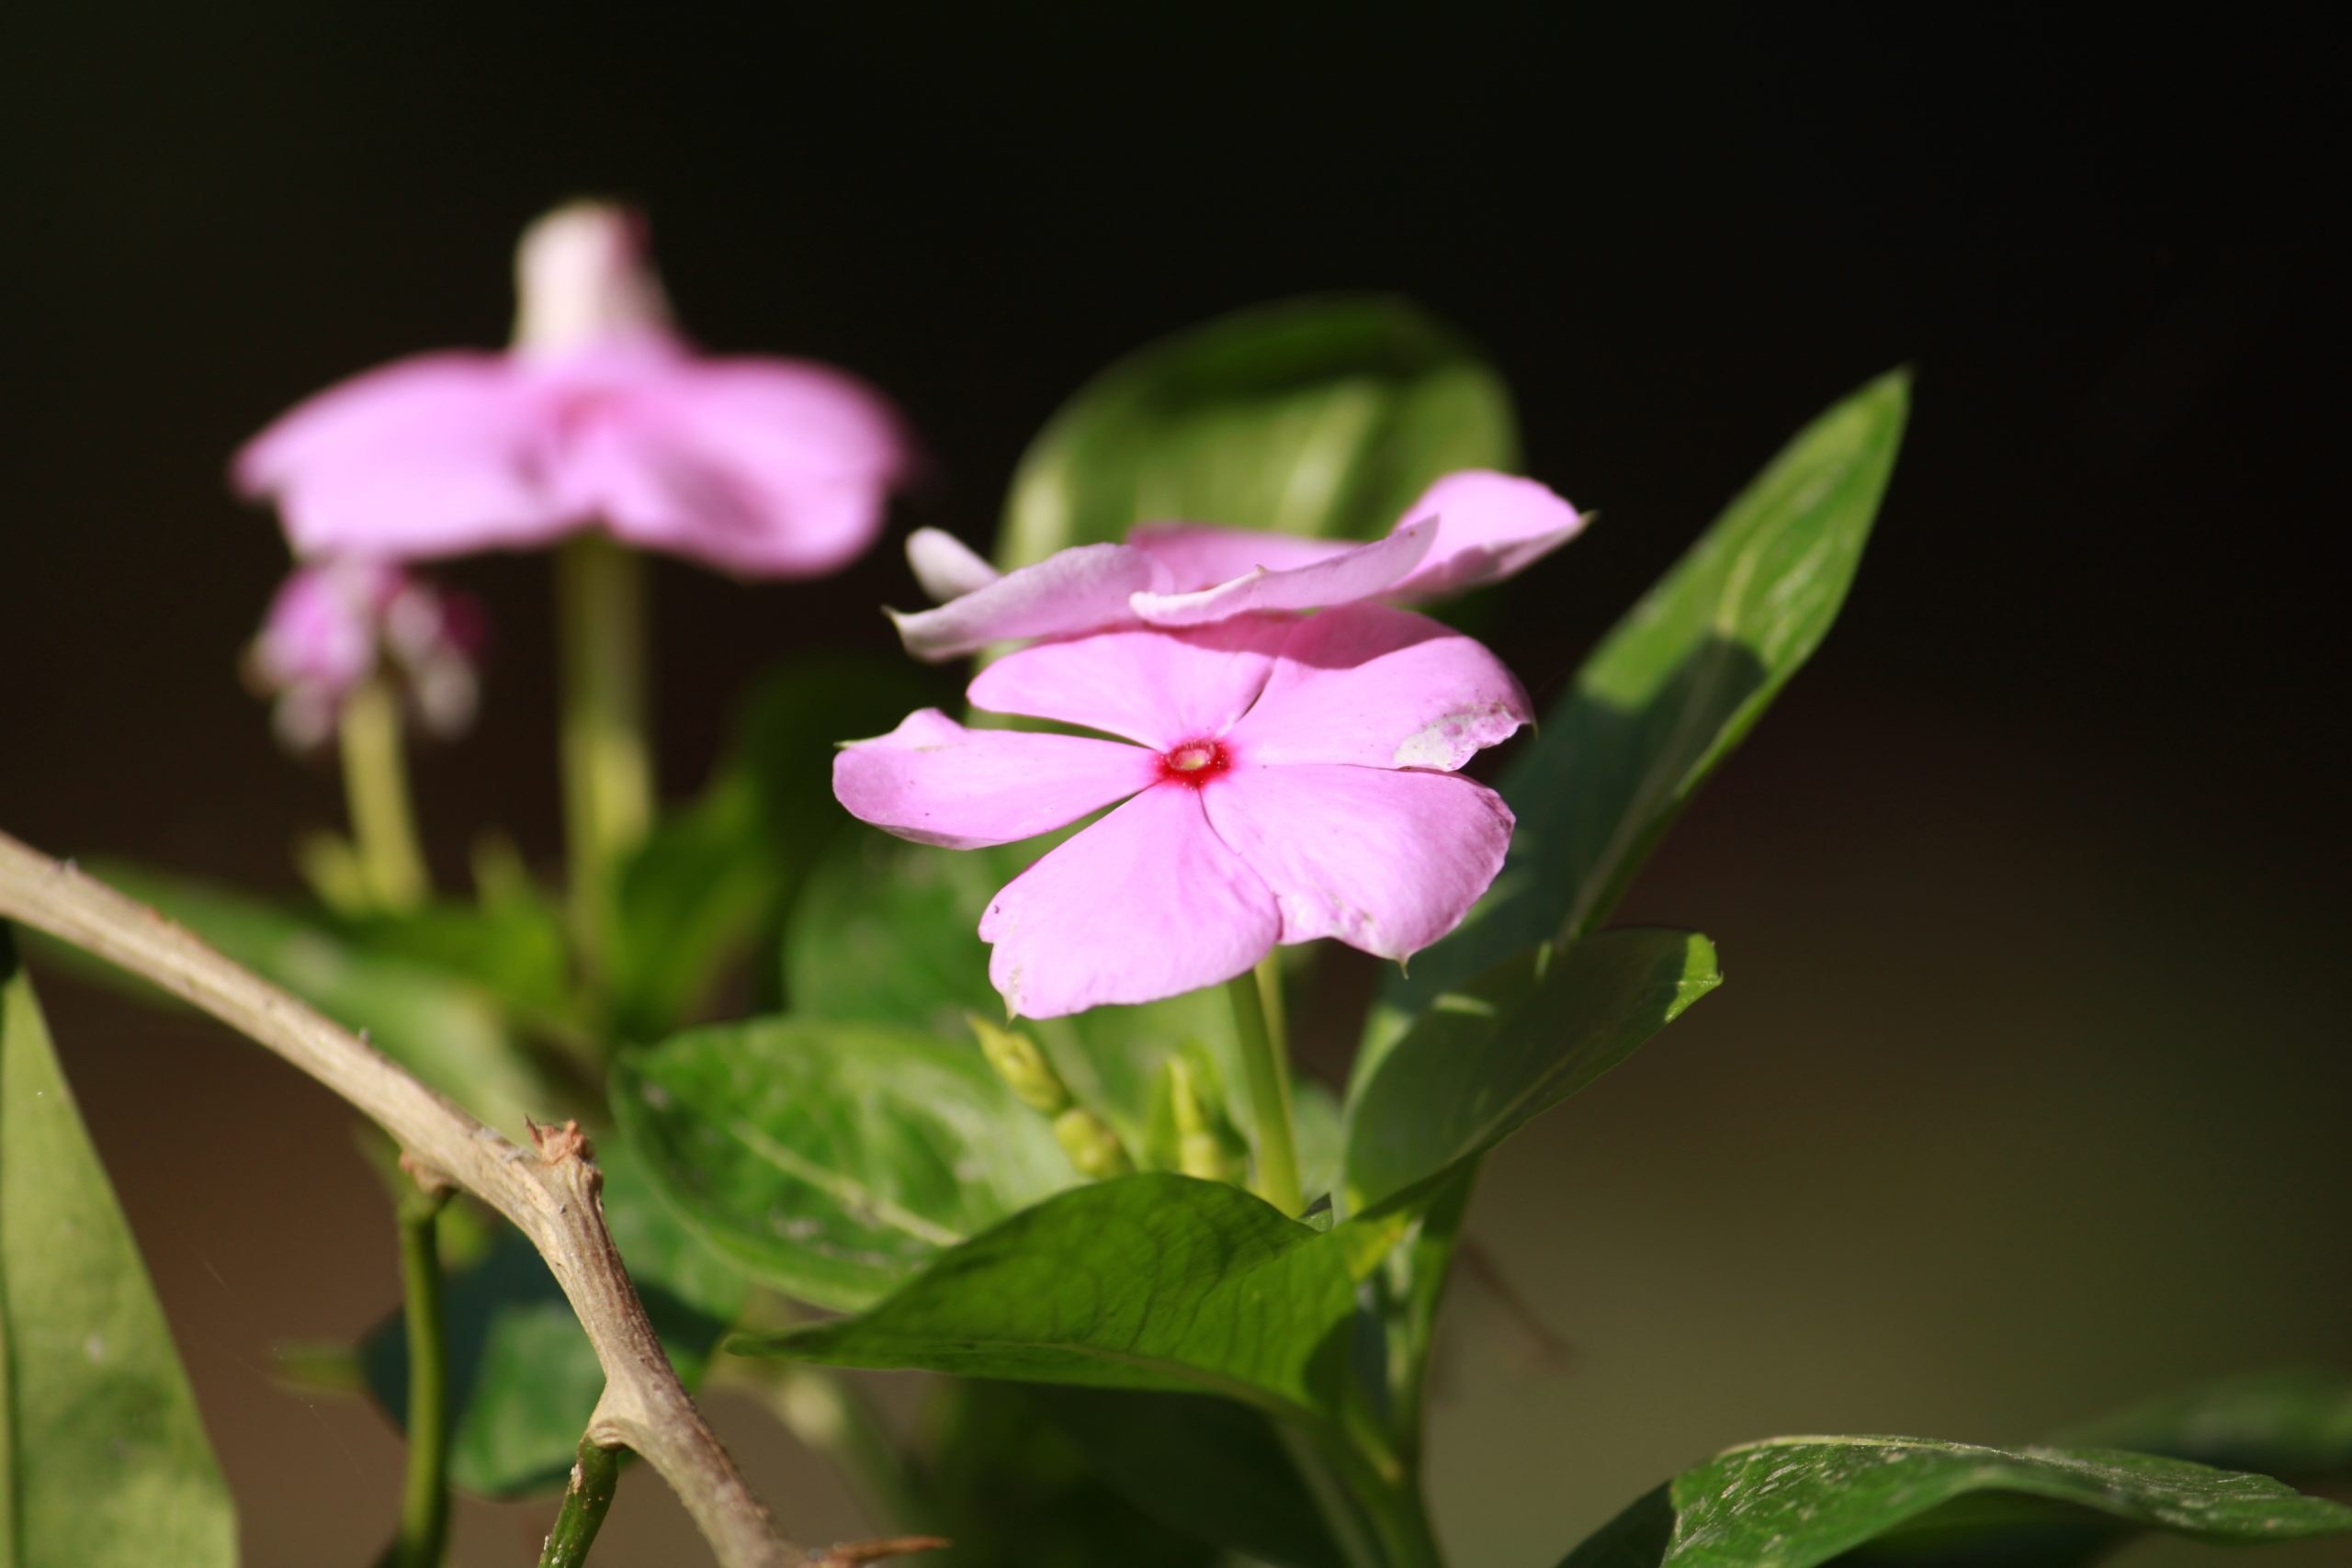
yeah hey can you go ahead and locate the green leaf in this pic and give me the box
[731,1173,1419,1435]
[780,831,1004,1037]
[361,1138,745,1496]
[1346,930,1720,1211]
[1396,369,1908,1006]
[1556,1437,2352,1568]
[59,863,558,1136]
[610,1017,1077,1313]
[610,654,939,1038]
[0,925,236,1566]
[1000,294,1518,568]
[2042,1368,2352,1483]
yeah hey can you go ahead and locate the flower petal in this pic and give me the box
[1387,470,1585,598]
[1126,523,1359,589]
[980,784,1279,1018]
[585,357,910,578]
[234,354,580,559]
[832,708,1156,850]
[1204,764,1514,961]
[889,545,1168,661]
[968,616,1293,750]
[906,528,1001,602]
[1227,604,1532,771]
[1127,519,1436,627]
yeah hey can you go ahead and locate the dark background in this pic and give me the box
[6,8,2345,1566]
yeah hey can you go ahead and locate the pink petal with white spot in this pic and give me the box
[890,544,1169,661]
[234,355,579,560]
[582,357,910,578]
[1204,764,1514,961]
[1128,519,1436,627]
[906,528,1001,601]
[1126,523,1358,589]
[1387,470,1584,598]
[968,616,1292,750]
[980,784,1279,1018]
[1227,604,1532,771]
[831,708,1155,850]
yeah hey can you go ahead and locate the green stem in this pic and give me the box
[338,676,430,910]
[390,1183,453,1568]
[1277,1426,1386,1568]
[557,533,653,966]
[1276,1424,1444,1568]
[1227,959,1303,1215]
[537,1437,621,1568]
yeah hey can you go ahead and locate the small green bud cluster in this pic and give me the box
[971,1016,1132,1179]
[1164,1055,1245,1183]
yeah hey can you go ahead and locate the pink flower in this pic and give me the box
[233,203,910,578]
[245,559,482,750]
[833,605,1531,1018]
[891,468,1582,660]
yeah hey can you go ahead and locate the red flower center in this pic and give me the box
[1157,738,1231,789]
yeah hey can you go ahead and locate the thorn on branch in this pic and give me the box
[526,1116,594,1166]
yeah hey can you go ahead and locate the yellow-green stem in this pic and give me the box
[390,1183,453,1568]
[338,677,429,910]
[1227,957,1302,1215]
[557,534,653,966]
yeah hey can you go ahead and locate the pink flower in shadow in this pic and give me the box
[234,203,910,578]
[891,468,1582,660]
[834,604,1531,1018]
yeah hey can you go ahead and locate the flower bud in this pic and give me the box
[245,559,482,752]
[969,1016,1070,1116]
[1052,1108,1133,1180]
[1164,1055,1245,1184]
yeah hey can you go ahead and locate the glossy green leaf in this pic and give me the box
[0,925,236,1566]
[732,1173,1419,1435]
[1000,294,1518,568]
[1557,1437,2352,1568]
[610,1017,1076,1313]
[780,831,1003,1037]
[1347,930,1720,1210]
[1396,370,1907,1006]
[61,863,558,1136]
[361,1139,745,1496]
[2042,1368,2352,1483]
[610,655,939,1038]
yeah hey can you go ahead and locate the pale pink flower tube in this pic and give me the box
[834,605,1531,1018]
[890,468,1584,660]
[233,203,911,578]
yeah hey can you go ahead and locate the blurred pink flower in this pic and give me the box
[234,203,910,577]
[246,559,481,750]
[891,468,1581,660]
[834,605,1530,1018]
